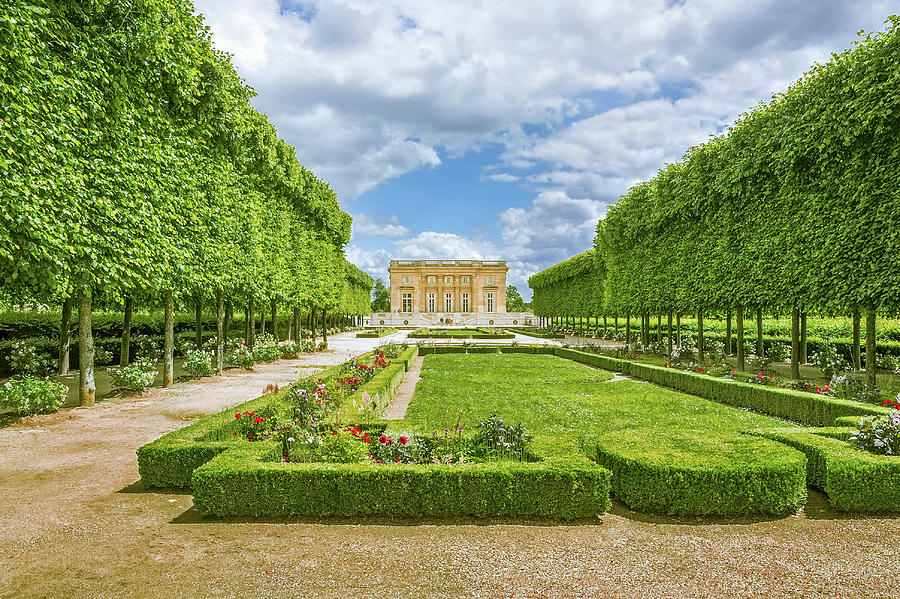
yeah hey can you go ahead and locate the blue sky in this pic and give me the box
[193,0,895,299]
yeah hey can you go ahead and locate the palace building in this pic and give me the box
[366,259,532,328]
[389,259,508,313]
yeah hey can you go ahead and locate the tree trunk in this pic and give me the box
[287,308,293,341]
[260,304,266,337]
[736,306,745,372]
[310,308,317,345]
[625,314,631,348]
[697,309,705,363]
[195,299,203,349]
[725,309,732,356]
[244,301,250,344]
[163,289,174,387]
[78,288,95,406]
[321,308,328,347]
[215,289,224,375]
[800,311,808,364]
[293,307,300,341]
[756,307,764,357]
[852,309,861,371]
[790,305,800,380]
[118,296,133,367]
[58,294,73,375]
[614,315,619,333]
[224,301,233,345]
[667,311,673,356]
[866,307,876,390]
[676,313,682,347]
[248,296,255,349]
[271,299,277,342]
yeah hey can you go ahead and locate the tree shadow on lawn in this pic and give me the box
[168,506,605,527]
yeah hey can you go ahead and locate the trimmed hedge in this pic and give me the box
[753,428,900,512]
[139,345,611,519]
[356,328,398,338]
[551,347,889,427]
[592,432,807,516]
[192,449,610,520]
[514,329,565,339]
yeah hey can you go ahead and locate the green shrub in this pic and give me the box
[191,447,610,520]
[554,347,889,426]
[252,333,281,363]
[0,375,67,415]
[279,342,300,359]
[183,349,215,378]
[312,429,370,463]
[850,411,900,456]
[754,428,900,512]
[109,357,158,392]
[592,431,807,516]
[9,340,53,376]
[225,343,254,369]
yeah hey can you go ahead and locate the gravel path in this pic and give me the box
[0,332,898,598]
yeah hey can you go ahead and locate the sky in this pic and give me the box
[192,0,895,300]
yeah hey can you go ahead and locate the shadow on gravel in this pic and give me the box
[170,506,605,527]
[118,480,191,495]
[0,413,23,429]
[610,490,897,524]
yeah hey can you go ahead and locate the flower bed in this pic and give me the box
[356,328,398,338]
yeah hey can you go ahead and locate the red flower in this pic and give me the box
[379,434,387,444]
[399,436,408,445]
[363,437,370,443]
[332,430,338,435]
[254,417,263,423]
[235,413,241,419]
[882,400,893,405]
[232,432,237,436]
[394,459,401,462]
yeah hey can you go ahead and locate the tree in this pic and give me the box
[506,285,526,312]
[371,278,390,312]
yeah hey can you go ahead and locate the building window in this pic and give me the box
[402,293,412,312]
[444,292,453,312]
[486,292,494,312]
[461,276,469,285]
[444,275,453,285]
[486,276,494,285]
[427,275,436,284]
[427,293,436,312]
[402,275,411,285]
[461,293,470,312]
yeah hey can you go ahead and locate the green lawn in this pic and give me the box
[400,353,808,516]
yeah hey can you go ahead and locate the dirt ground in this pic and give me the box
[1,332,899,599]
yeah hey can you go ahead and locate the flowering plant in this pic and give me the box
[850,406,900,456]
[0,375,67,415]
[184,348,215,378]
[109,357,157,392]
[225,342,254,369]
[748,372,776,386]
[9,340,53,377]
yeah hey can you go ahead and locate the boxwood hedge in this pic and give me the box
[753,428,900,512]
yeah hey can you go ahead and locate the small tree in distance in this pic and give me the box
[506,285,527,312]
[371,278,391,312]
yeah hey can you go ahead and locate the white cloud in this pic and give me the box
[197,0,896,297]
[350,213,411,239]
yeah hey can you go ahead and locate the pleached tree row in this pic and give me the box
[0,0,371,404]
[530,17,900,388]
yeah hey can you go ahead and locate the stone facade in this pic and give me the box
[388,259,508,314]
